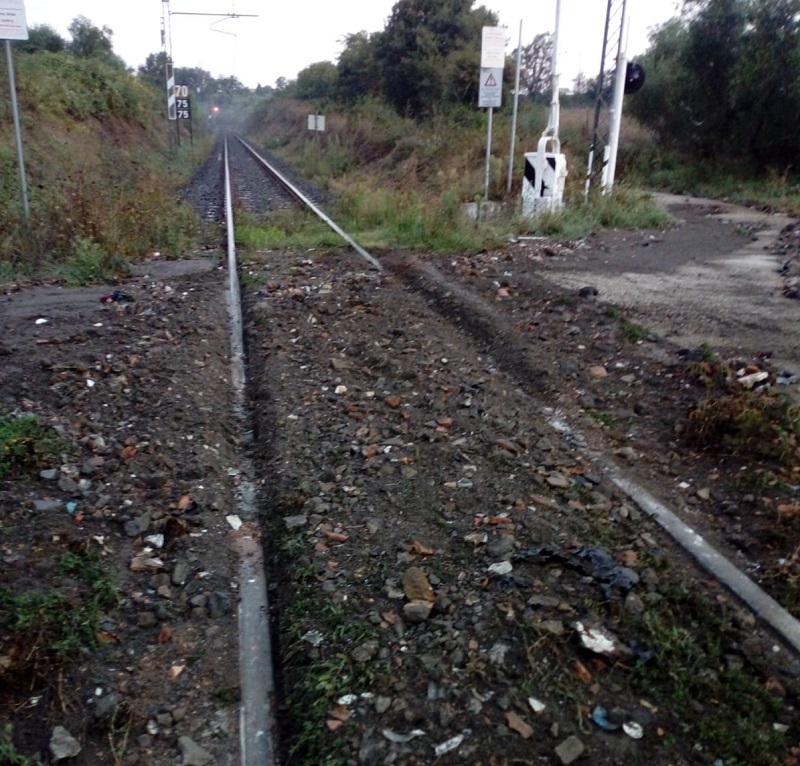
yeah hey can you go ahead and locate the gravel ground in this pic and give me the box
[1,195,800,765]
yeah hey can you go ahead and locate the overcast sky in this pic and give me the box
[20,1,683,89]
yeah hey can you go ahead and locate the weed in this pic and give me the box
[0,725,31,766]
[584,408,616,428]
[700,341,718,362]
[60,237,129,286]
[0,414,67,480]
[0,543,119,688]
[620,319,648,343]
[684,389,800,467]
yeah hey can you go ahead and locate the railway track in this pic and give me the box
[213,135,800,765]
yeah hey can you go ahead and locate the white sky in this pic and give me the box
[21,0,683,90]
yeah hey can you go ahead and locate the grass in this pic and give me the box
[0,543,119,689]
[0,50,206,271]
[242,99,674,254]
[604,306,650,343]
[631,152,800,215]
[0,725,32,766]
[584,408,617,428]
[0,413,67,480]
[628,585,786,765]
[59,237,130,287]
[523,187,673,240]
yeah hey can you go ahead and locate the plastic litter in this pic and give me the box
[382,729,426,744]
[623,721,644,739]
[487,561,513,576]
[528,697,546,713]
[592,706,620,731]
[433,733,466,756]
[301,630,324,647]
[100,290,134,304]
[737,370,769,389]
[577,545,640,597]
[575,622,617,655]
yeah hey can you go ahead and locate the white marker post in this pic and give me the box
[2,0,30,221]
[480,27,505,205]
[522,0,568,217]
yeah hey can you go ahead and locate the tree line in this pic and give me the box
[17,0,800,177]
[15,17,252,109]
[628,0,800,172]
[287,0,800,175]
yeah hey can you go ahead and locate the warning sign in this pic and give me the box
[0,0,28,40]
[481,26,506,69]
[479,67,502,108]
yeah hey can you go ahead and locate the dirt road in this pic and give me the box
[541,194,800,372]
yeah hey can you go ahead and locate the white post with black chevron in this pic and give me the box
[522,138,568,217]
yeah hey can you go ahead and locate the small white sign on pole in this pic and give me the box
[481,26,506,69]
[479,67,503,109]
[307,114,325,132]
[0,0,29,41]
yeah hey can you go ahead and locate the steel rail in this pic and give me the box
[233,134,383,272]
[223,136,277,766]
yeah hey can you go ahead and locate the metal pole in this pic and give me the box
[5,40,30,222]
[546,0,562,139]
[507,21,523,194]
[484,107,493,203]
[604,4,629,193]
[585,0,615,198]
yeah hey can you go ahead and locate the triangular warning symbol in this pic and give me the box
[484,73,497,87]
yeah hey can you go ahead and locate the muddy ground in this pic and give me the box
[2,197,800,765]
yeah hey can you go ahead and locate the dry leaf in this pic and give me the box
[324,531,349,543]
[617,549,638,566]
[167,664,185,679]
[327,705,352,722]
[573,660,593,684]
[177,495,193,510]
[505,711,533,739]
[411,540,434,556]
[119,445,138,460]
[156,627,173,645]
[777,504,800,519]
[326,719,345,732]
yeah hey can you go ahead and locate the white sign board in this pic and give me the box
[307,114,325,132]
[0,0,28,40]
[479,67,503,108]
[481,26,505,69]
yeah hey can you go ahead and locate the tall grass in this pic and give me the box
[0,50,206,279]
[241,97,673,253]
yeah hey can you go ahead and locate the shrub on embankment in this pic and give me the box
[0,46,202,280]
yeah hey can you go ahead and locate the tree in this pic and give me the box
[137,51,168,91]
[295,61,338,101]
[336,32,380,104]
[16,24,65,54]
[629,0,800,171]
[374,0,498,117]
[67,16,115,60]
[514,33,553,99]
